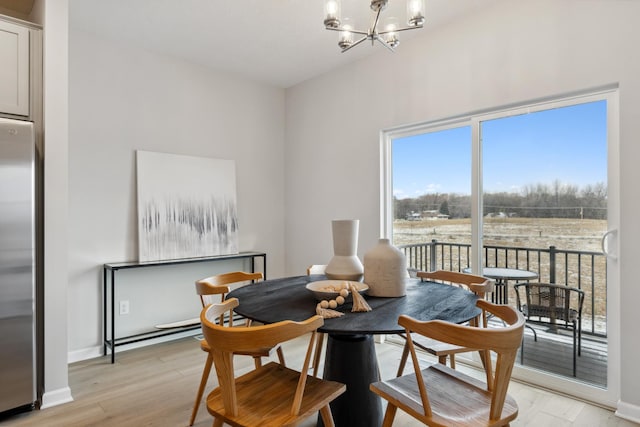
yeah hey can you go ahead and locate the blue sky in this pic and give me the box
[392,100,607,199]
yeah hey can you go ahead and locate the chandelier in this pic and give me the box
[324,0,425,52]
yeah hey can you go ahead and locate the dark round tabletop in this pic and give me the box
[227,275,481,335]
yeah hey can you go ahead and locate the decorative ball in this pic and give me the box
[329,300,338,309]
[336,295,345,305]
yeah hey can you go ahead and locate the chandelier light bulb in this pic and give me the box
[385,18,399,48]
[324,0,341,28]
[339,19,354,49]
[407,0,425,26]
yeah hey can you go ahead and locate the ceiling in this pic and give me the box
[68,0,492,88]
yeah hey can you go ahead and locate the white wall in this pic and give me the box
[40,0,72,409]
[67,29,286,354]
[284,0,640,418]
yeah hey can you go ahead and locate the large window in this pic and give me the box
[382,89,619,406]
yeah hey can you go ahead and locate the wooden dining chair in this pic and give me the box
[395,270,494,377]
[371,300,525,427]
[190,271,286,426]
[306,264,327,275]
[305,264,327,377]
[201,298,346,427]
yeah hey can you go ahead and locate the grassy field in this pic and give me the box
[394,217,607,252]
[393,217,608,333]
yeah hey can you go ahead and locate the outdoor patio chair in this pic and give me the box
[514,282,585,377]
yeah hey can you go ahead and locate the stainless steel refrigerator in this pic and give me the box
[0,117,36,414]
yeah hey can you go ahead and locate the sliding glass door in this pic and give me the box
[383,89,619,406]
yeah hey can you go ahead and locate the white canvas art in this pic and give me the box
[136,151,239,262]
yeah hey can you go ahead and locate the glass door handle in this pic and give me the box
[601,229,618,260]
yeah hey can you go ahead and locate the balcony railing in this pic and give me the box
[399,239,607,336]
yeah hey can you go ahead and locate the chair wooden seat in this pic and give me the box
[201,298,346,427]
[206,362,344,427]
[373,363,519,427]
[371,300,525,427]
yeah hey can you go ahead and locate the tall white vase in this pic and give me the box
[363,238,407,297]
[325,219,364,281]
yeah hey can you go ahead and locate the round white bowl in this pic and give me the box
[305,280,369,302]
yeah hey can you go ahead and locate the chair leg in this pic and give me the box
[190,353,213,426]
[212,418,224,427]
[312,333,325,377]
[449,354,456,369]
[396,341,410,377]
[573,324,577,377]
[479,349,493,385]
[578,323,582,356]
[382,403,398,427]
[253,356,262,369]
[319,404,335,427]
[276,345,286,367]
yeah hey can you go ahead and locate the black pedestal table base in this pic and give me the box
[318,334,382,427]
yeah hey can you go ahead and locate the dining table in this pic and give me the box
[226,275,481,427]
[463,267,538,305]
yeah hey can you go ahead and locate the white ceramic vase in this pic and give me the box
[325,219,364,281]
[363,238,407,297]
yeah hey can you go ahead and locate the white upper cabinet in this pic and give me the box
[0,19,29,116]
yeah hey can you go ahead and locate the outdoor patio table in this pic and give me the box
[463,267,538,305]
[227,275,480,427]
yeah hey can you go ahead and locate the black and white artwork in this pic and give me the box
[136,151,238,262]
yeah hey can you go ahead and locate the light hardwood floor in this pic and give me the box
[0,335,636,427]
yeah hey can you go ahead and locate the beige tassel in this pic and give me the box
[349,283,372,312]
[316,304,344,319]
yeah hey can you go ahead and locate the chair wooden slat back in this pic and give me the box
[417,270,494,317]
[200,299,345,426]
[196,271,263,308]
[306,264,327,275]
[371,300,525,426]
[394,270,495,378]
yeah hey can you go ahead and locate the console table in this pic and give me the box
[103,251,266,363]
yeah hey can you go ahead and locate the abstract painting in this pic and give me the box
[136,151,238,262]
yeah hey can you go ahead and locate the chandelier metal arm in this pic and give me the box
[377,24,423,36]
[371,6,383,36]
[375,37,396,52]
[326,27,369,36]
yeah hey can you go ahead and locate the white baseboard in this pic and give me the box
[616,400,640,423]
[40,387,73,409]
[68,345,102,363]
[67,329,202,363]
